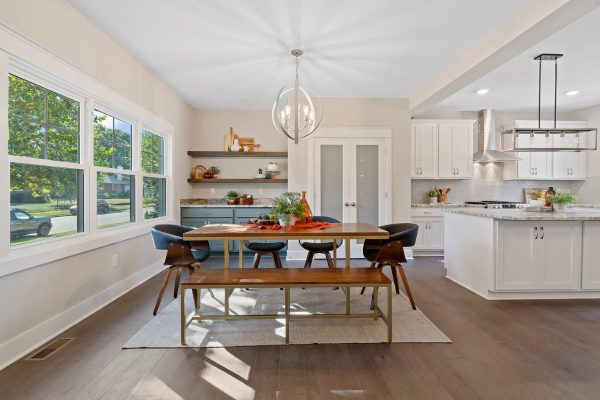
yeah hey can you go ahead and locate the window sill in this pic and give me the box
[0,217,174,278]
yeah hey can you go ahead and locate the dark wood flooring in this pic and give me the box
[2,256,600,400]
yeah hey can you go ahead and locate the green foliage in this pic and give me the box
[427,190,437,197]
[226,191,240,199]
[143,177,166,219]
[208,166,220,175]
[546,191,578,205]
[271,192,305,220]
[94,111,132,170]
[141,130,164,174]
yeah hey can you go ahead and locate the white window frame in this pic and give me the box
[0,27,175,277]
[140,127,169,221]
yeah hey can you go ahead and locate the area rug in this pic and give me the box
[124,287,450,348]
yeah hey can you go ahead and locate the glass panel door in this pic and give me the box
[320,144,344,222]
[355,144,379,243]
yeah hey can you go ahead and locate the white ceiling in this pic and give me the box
[433,7,600,113]
[69,0,532,109]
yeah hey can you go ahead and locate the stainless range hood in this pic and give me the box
[473,109,520,163]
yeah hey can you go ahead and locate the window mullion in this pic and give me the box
[133,122,142,224]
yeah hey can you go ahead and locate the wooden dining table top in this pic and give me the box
[183,222,389,240]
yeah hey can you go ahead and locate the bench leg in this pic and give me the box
[180,286,187,346]
[387,284,393,343]
[285,287,290,344]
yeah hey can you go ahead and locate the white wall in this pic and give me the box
[0,0,195,369]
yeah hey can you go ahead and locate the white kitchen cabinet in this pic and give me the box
[496,221,581,291]
[411,123,438,178]
[582,222,600,289]
[504,120,587,180]
[412,120,474,179]
[411,208,444,251]
[438,123,472,178]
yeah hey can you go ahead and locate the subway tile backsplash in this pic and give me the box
[411,163,589,204]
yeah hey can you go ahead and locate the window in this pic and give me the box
[93,110,135,229]
[141,130,166,219]
[8,74,84,246]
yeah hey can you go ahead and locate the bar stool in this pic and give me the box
[151,224,210,316]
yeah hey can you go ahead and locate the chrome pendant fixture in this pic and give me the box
[272,49,323,144]
[501,53,597,152]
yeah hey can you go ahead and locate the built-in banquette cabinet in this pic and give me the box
[503,120,587,180]
[411,120,474,179]
[181,207,280,253]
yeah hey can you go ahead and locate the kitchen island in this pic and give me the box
[444,207,600,299]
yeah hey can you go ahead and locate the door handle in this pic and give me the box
[350,202,356,207]
[539,226,544,239]
[344,202,350,207]
[533,226,538,239]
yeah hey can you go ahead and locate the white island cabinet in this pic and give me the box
[444,208,600,300]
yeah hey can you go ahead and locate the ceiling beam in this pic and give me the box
[410,0,600,116]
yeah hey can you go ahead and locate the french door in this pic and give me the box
[312,137,391,258]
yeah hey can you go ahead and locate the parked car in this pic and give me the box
[70,199,109,215]
[10,208,52,237]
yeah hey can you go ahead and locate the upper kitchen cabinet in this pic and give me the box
[411,122,438,178]
[504,120,587,180]
[411,120,474,179]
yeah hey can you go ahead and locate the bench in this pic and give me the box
[180,268,393,345]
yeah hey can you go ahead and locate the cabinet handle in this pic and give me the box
[539,226,544,239]
[533,226,538,239]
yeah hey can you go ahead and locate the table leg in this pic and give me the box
[387,284,393,343]
[224,240,229,269]
[285,287,290,344]
[180,287,187,346]
[238,240,243,269]
[345,238,351,269]
[332,239,337,268]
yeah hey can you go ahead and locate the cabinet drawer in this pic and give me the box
[181,207,234,218]
[235,207,271,218]
[411,208,444,217]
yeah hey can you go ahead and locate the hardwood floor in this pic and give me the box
[2,256,600,399]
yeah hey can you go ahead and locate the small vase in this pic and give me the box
[279,214,296,227]
[554,203,566,212]
[300,191,312,221]
[428,197,438,205]
[230,138,241,152]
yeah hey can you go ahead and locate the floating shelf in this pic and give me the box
[187,151,288,158]
[187,178,288,184]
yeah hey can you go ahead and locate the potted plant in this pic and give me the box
[226,190,240,205]
[205,166,220,179]
[427,190,438,205]
[271,192,305,226]
[545,191,577,212]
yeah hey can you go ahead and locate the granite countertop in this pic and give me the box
[411,203,468,208]
[180,198,272,208]
[445,207,600,221]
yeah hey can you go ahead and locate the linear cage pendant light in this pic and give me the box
[501,53,597,152]
[272,49,323,144]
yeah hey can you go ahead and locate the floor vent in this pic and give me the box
[26,338,74,361]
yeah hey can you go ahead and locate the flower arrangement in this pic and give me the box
[545,191,577,211]
[271,192,305,226]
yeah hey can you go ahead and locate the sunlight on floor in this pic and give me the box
[204,347,252,380]
[200,360,256,400]
[129,376,184,400]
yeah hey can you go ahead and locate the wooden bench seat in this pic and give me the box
[180,268,393,345]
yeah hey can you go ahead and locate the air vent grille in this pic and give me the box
[26,338,74,361]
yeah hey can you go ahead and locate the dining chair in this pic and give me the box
[243,241,287,268]
[298,216,342,268]
[151,224,210,316]
[360,223,419,309]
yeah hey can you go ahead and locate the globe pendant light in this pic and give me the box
[272,49,323,144]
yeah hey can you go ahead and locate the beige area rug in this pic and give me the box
[124,287,450,348]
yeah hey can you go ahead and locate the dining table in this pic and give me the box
[182,222,389,269]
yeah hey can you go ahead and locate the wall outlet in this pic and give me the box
[258,188,264,195]
[111,254,118,268]
[210,188,216,195]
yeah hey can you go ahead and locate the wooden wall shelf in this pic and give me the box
[187,178,288,184]
[188,151,288,158]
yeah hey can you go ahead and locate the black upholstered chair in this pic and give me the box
[151,224,210,315]
[360,223,419,309]
[299,216,342,269]
[244,240,287,269]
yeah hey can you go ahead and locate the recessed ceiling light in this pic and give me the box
[476,88,490,95]
[564,90,580,96]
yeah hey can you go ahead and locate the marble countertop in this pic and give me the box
[445,207,600,221]
[180,198,272,207]
[411,203,468,208]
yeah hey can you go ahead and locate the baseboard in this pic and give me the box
[0,259,164,371]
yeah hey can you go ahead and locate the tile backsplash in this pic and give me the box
[411,163,590,204]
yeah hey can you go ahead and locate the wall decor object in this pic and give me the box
[224,127,235,151]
